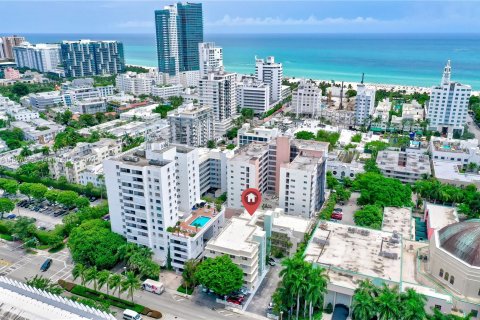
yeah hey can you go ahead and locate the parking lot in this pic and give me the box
[246,263,281,316]
[0,239,74,283]
[333,191,360,226]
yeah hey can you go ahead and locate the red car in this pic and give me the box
[227,296,245,305]
[331,212,343,220]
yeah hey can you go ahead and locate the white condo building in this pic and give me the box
[354,83,376,125]
[198,71,237,138]
[167,102,214,147]
[427,60,471,135]
[255,56,283,104]
[237,77,270,114]
[292,80,322,117]
[116,71,168,96]
[104,141,201,264]
[199,42,223,77]
[13,42,61,73]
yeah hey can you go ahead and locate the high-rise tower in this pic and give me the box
[155,3,203,77]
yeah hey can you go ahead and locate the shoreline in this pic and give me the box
[126,64,480,95]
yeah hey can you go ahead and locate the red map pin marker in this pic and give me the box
[241,188,262,216]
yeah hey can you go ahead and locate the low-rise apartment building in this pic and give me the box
[11,118,63,144]
[376,149,431,183]
[49,138,121,184]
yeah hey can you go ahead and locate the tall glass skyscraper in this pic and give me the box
[155,3,203,76]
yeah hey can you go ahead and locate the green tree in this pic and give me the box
[352,280,378,320]
[0,198,15,219]
[295,130,316,140]
[195,255,243,296]
[108,273,123,298]
[72,263,89,286]
[0,178,18,194]
[354,205,383,229]
[86,266,100,291]
[57,190,79,208]
[11,83,30,96]
[401,288,427,320]
[11,217,36,241]
[97,270,111,294]
[122,271,141,301]
[182,259,200,291]
[75,196,90,209]
[207,140,216,149]
[353,172,412,207]
[376,284,401,320]
[45,190,59,204]
[68,219,125,269]
[241,108,254,119]
[30,183,48,200]
[25,275,64,295]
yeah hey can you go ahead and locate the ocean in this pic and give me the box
[23,33,480,89]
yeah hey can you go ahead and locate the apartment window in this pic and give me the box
[450,276,455,285]
[444,272,449,281]
[439,269,444,277]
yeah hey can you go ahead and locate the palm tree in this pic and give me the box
[86,266,100,291]
[108,273,123,298]
[305,267,329,320]
[72,263,89,286]
[182,259,199,292]
[352,280,377,320]
[97,270,111,294]
[401,288,427,320]
[122,271,141,302]
[116,243,138,261]
[376,284,401,320]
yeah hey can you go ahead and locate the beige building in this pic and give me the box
[49,139,121,184]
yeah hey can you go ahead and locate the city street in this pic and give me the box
[466,114,480,143]
[0,239,265,320]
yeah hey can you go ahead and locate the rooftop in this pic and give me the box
[433,160,480,186]
[286,153,321,171]
[425,202,459,231]
[206,216,264,253]
[305,221,402,289]
[382,207,413,240]
[377,150,431,174]
[231,142,269,162]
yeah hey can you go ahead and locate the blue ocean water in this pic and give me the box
[23,33,480,89]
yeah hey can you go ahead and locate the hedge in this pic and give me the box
[71,285,144,313]
[0,234,13,241]
[177,285,194,295]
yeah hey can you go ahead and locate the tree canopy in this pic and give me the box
[354,205,383,229]
[195,255,243,296]
[353,172,413,207]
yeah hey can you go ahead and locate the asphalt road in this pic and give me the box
[246,264,281,316]
[0,240,265,320]
[466,115,480,143]
[336,192,360,226]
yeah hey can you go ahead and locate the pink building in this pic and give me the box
[4,67,20,80]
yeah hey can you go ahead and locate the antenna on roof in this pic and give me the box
[361,73,365,84]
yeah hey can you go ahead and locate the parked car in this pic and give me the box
[331,212,343,220]
[268,260,276,266]
[227,296,244,305]
[40,258,52,272]
[6,214,16,219]
[333,208,343,213]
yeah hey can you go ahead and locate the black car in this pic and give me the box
[40,258,52,272]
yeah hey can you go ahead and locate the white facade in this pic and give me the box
[151,84,182,99]
[104,141,201,264]
[237,123,279,147]
[5,104,39,122]
[116,71,169,96]
[168,103,214,147]
[292,80,322,117]
[179,70,200,88]
[354,83,376,125]
[427,60,471,135]
[62,85,114,107]
[13,42,61,73]
[199,71,237,138]
[27,91,64,110]
[376,149,431,183]
[11,118,63,144]
[198,147,233,196]
[72,98,107,114]
[199,42,223,77]
[429,137,480,167]
[205,214,267,291]
[236,77,270,114]
[49,138,121,184]
[78,164,105,187]
[255,56,283,103]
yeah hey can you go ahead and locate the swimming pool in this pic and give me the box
[190,216,211,228]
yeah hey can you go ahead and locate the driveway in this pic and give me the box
[246,264,281,316]
[335,192,360,226]
[466,115,480,144]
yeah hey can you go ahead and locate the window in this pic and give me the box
[450,276,455,285]
[439,269,444,277]
[444,272,449,281]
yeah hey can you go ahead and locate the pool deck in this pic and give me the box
[178,206,218,235]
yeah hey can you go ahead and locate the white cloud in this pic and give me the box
[117,20,154,28]
[206,15,378,27]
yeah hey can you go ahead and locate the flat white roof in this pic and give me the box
[433,160,480,185]
[206,216,263,253]
[425,202,459,231]
[382,207,413,240]
[305,221,402,288]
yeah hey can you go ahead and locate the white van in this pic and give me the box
[141,279,165,295]
[123,309,142,320]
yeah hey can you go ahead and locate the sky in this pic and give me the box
[1,0,480,34]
